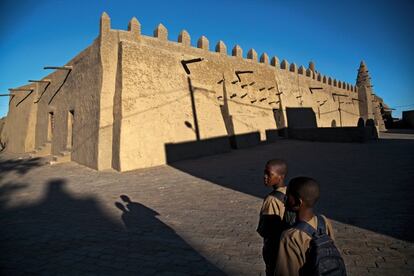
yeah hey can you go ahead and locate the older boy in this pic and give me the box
[275,177,345,276]
[257,159,288,276]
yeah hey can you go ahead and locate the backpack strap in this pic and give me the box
[294,214,328,238]
[316,214,327,235]
[272,190,286,204]
[294,220,316,238]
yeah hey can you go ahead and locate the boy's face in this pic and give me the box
[264,165,283,187]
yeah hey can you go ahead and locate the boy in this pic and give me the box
[275,177,344,276]
[257,159,288,276]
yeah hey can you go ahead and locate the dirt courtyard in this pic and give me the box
[1,132,413,275]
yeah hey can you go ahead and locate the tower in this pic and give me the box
[356,61,374,121]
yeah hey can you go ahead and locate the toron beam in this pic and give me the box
[180,58,204,75]
[268,87,275,91]
[249,82,255,86]
[259,98,267,102]
[235,70,253,82]
[34,81,52,103]
[332,93,348,97]
[230,94,237,98]
[309,87,323,94]
[8,88,35,107]
[231,80,238,84]
[28,79,52,103]
[241,84,248,88]
[16,89,35,107]
[276,92,283,95]
[240,93,247,98]
[9,88,33,92]
[44,66,73,70]
[251,99,257,103]
[29,79,51,83]
[259,87,265,91]
[8,94,15,104]
[45,67,73,105]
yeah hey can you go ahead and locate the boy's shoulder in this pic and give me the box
[280,215,334,243]
[261,187,287,216]
[266,186,287,199]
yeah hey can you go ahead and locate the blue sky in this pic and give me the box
[1,0,413,118]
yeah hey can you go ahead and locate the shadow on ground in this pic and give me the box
[0,178,224,275]
[0,156,44,182]
[168,137,414,242]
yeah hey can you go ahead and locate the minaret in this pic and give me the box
[356,61,374,121]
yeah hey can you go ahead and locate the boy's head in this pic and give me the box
[263,159,288,188]
[286,176,320,212]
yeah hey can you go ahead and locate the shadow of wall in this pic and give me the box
[286,107,317,128]
[167,138,414,242]
[0,178,224,275]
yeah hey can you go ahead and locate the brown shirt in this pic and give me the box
[275,215,335,276]
[260,186,287,216]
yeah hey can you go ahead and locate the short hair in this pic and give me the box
[288,176,320,207]
[266,159,288,176]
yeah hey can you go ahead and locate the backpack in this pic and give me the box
[295,215,347,276]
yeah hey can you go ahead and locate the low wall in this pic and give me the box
[286,126,378,142]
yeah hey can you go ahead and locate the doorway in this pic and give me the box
[67,110,74,150]
[47,112,54,142]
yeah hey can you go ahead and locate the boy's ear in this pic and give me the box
[291,197,302,211]
[298,198,304,208]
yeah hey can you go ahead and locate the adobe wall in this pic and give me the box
[101,16,366,171]
[37,39,102,169]
[1,83,38,153]
[2,39,103,169]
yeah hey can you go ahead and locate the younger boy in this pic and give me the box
[257,159,288,276]
[275,177,341,276]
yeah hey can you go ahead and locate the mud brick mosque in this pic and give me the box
[0,13,387,171]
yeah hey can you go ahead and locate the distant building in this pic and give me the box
[403,110,414,128]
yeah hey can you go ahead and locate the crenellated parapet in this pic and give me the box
[98,12,356,93]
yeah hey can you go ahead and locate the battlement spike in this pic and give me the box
[260,53,269,64]
[280,60,289,70]
[128,17,141,36]
[154,23,168,40]
[247,49,258,62]
[178,30,191,47]
[232,45,243,57]
[215,40,227,54]
[197,36,209,50]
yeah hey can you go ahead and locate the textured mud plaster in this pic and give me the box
[41,41,102,169]
[1,83,37,153]
[114,40,229,171]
